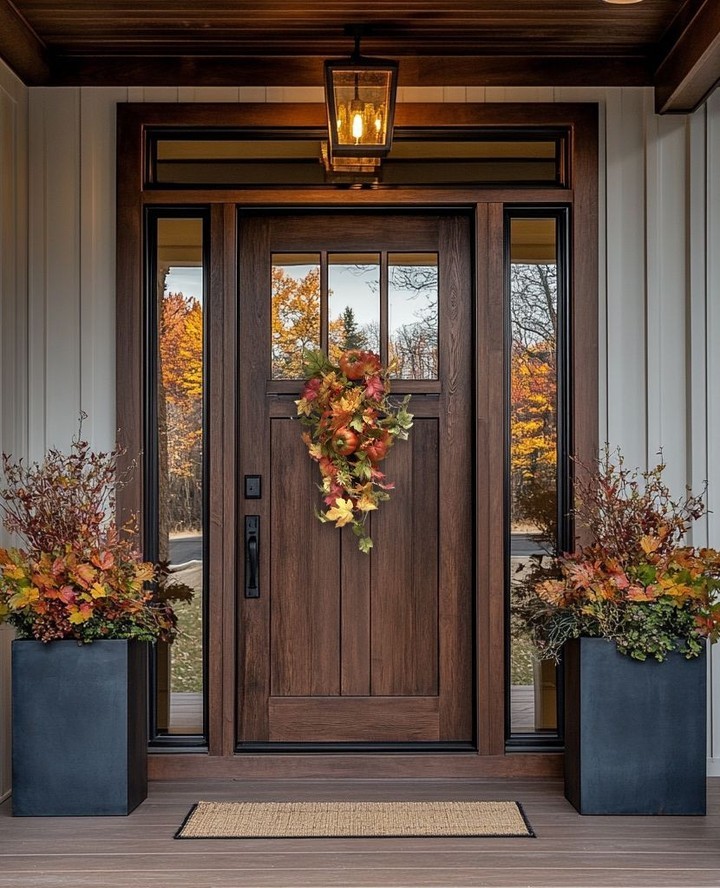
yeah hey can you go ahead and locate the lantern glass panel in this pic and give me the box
[331,68,393,149]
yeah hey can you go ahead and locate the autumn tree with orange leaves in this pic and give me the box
[159,292,204,539]
[510,263,558,537]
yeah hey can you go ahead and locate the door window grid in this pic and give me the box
[271,251,439,380]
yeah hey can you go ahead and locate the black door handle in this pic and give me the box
[245,515,260,598]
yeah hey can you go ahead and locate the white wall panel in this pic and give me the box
[79,89,126,451]
[28,89,83,454]
[645,108,688,489]
[18,83,720,775]
[604,88,648,469]
[705,91,720,770]
[0,58,28,802]
[178,87,240,102]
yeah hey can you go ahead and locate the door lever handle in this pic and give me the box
[245,516,260,598]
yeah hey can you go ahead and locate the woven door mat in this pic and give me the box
[175,800,535,839]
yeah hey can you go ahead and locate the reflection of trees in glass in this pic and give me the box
[272,266,321,378]
[159,291,203,534]
[328,306,369,362]
[510,263,557,537]
[389,265,438,379]
[510,263,559,696]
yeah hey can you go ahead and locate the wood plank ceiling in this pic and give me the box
[0,0,718,112]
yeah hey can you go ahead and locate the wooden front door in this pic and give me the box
[237,211,473,746]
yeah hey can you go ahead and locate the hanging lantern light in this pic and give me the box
[324,32,398,162]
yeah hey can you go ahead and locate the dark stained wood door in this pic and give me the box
[237,211,473,745]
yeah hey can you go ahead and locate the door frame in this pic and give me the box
[116,101,598,778]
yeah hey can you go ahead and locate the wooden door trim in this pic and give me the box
[116,101,598,776]
[149,751,562,779]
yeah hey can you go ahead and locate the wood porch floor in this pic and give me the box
[1,778,719,887]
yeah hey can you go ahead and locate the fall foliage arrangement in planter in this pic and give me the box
[0,427,186,643]
[515,449,720,662]
[296,349,413,553]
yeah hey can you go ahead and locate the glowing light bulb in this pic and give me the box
[352,111,364,141]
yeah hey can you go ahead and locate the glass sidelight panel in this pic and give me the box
[507,214,564,740]
[151,214,207,740]
[388,254,439,379]
[328,254,380,361]
[271,253,321,378]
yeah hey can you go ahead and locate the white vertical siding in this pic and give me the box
[706,90,720,771]
[0,58,28,803]
[5,81,720,778]
[79,89,125,450]
[604,88,648,469]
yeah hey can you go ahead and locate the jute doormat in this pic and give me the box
[175,800,535,839]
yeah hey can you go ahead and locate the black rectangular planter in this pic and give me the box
[12,639,148,816]
[564,637,706,815]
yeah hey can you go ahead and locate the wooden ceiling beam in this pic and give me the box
[50,54,651,89]
[0,0,50,84]
[655,0,720,113]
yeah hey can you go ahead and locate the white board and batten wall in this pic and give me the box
[1,68,719,789]
[0,60,28,802]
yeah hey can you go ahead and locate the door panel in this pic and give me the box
[269,417,340,697]
[237,212,473,746]
[370,420,439,697]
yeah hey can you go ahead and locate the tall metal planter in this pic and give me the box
[564,637,706,815]
[12,639,148,816]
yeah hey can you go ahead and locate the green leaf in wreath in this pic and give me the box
[358,536,374,554]
[302,349,333,377]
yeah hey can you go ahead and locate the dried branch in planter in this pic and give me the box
[0,415,181,644]
[514,447,720,663]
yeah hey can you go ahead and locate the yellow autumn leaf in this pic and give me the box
[640,535,661,555]
[336,391,363,413]
[658,577,690,598]
[73,563,96,588]
[68,606,93,625]
[90,582,107,599]
[356,484,378,512]
[9,586,40,609]
[325,498,355,527]
[295,398,313,417]
[135,562,155,583]
[3,563,26,581]
[306,442,322,460]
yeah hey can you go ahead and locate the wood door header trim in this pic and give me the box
[140,189,574,206]
[119,101,598,130]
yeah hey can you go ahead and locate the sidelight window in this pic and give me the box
[146,210,209,745]
[506,210,570,747]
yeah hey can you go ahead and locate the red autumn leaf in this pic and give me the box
[91,550,115,571]
[364,375,385,402]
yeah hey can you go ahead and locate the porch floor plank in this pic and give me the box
[1,778,719,887]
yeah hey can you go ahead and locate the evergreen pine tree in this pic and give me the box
[340,306,368,350]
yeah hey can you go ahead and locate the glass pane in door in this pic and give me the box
[271,253,321,378]
[388,253,439,378]
[328,253,380,360]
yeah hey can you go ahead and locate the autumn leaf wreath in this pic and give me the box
[296,349,413,553]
